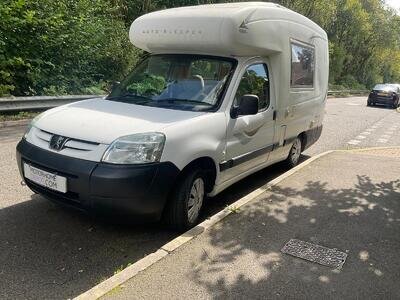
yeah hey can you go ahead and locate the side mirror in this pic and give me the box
[231,94,259,118]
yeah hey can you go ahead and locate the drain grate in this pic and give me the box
[281,239,347,269]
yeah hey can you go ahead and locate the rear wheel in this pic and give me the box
[163,168,205,231]
[285,136,302,168]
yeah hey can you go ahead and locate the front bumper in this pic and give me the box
[368,95,397,106]
[16,139,180,221]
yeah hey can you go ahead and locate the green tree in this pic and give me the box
[1,0,399,96]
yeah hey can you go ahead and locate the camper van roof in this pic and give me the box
[129,2,327,56]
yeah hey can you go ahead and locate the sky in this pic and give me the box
[385,0,400,12]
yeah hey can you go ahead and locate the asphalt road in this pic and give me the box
[0,96,399,299]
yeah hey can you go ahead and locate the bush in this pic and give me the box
[0,0,139,97]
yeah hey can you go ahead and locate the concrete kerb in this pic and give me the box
[74,150,335,300]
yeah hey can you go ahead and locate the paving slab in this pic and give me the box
[102,150,400,299]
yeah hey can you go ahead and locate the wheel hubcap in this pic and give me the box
[291,138,302,164]
[187,178,205,223]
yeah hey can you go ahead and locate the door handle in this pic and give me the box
[273,110,277,120]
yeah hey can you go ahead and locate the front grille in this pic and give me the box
[35,129,100,152]
[376,96,393,101]
[25,178,83,209]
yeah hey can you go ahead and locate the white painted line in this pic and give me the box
[346,103,361,106]
[348,140,361,145]
[356,136,367,139]
[377,139,388,143]
[347,146,400,152]
[361,132,371,135]
[366,128,375,132]
[74,150,335,300]
[381,135,391,139]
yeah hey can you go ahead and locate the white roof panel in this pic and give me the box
[129,2,327,56]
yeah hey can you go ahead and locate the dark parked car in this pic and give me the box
[367,84,399,108]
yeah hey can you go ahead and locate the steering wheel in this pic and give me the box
[192,74,208,99]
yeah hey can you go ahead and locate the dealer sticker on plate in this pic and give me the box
[23,163,67,193]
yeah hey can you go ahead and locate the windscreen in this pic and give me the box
[107,54,236,111]
[373,84,395,92]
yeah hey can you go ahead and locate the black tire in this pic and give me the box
[284,136,302,168]
[163,168,206,231]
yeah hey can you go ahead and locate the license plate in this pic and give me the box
[378,92,387,96]
[23,163,67,193]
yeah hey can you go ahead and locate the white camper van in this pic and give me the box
[17,2,329,230]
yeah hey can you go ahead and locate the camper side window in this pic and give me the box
[234,63,270,112]
[290,42,315,88]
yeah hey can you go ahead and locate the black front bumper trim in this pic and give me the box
[16,139,180,221]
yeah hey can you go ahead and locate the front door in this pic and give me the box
[220,61,276,183]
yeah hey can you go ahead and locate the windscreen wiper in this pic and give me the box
[156,98,212,106]
[106,93,153,103]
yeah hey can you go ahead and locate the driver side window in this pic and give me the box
[234,63,270,112]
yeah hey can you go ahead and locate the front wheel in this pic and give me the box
[284,137,302,168]
[163,168,205,231]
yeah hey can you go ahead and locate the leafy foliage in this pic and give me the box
[0,0,399,96]
[0,0,139,96]
[126,74,166,96]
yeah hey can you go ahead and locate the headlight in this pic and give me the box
[24,114,42,139]
[102,133,165,164]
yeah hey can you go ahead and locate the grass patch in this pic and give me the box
[114,263,132,275]
[227,205,241,214]
[106,285,125,296]
[0,111,40,122]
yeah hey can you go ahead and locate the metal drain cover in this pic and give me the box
[281,239,347,269]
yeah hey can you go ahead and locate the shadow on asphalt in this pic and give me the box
[367,104,398,110]
[202,155,310,219]
[190,169,400,298]
[0,155,310,299]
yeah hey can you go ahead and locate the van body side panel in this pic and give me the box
[161,112,227,172]
[218,57,276,185]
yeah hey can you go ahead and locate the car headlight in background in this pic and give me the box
[102,132,166,164]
